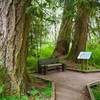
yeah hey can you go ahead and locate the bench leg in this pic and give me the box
[56,66,60,71]
[43,66,47,75]
[62,64,65,71]
[38,66,42,74]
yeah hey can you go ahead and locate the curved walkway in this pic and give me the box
[35,70,100,100]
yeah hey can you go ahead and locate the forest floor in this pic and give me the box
[34,70,100,100]
[63,60,100,71]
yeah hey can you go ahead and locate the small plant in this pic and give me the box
[27,80,52,100]
[39,82,52,97]
[91,84,100,100]
[28,88,39,96]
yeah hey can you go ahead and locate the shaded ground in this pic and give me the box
[34,70,100,100]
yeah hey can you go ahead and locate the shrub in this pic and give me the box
[87,43,100,66]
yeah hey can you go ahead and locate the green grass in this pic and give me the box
[91,84,100,100]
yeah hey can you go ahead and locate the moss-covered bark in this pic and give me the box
[68,3,89,61]
[53,0,73,57]
[0,0,31,96]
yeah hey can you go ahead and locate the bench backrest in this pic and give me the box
[39,58,59,65]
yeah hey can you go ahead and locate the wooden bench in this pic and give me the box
[38,58,65,75]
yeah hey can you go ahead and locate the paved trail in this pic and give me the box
[35,70,100,100]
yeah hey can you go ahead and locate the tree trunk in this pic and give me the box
[53,0,73,57]
[0,0,31,96]
[68,5,89,61]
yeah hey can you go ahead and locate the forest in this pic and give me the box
[0,0,100,100]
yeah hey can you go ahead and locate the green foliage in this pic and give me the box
[74,0,98,16]
[26,5,43,18]
[28,81,52,98]
[87,43,100,66]
[0,96,29,100]
[0,59,3,66]
[39,82,52,97]
[0,84,4,94]
[21,96,29,100]
[39,45,54,59]
[91,84,100,100]
[27,44,54,71]
[28,88,39,96]
[74,0,89,8]
[27,56,37,70]
[0,84,28,100]
[0,81,52,100]
[0,85,29,100]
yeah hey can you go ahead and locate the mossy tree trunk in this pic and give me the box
[0,0,31,96]
[68,4,89,61]
[53,0,74,57]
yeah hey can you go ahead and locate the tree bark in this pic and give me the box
[0,0,31,96]
[53,0,73,57]
[68,5,89,61]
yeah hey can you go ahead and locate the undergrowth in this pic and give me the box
[91,84,100,100]
[0,80,52,100]
[27,44,55,71]
[87,42,100,66]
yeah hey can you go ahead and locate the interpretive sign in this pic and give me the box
[77,52,92,60]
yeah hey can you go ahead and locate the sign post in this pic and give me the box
[77,52,92,70]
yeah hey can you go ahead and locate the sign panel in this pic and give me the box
[77,52,92,60]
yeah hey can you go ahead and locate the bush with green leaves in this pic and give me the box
[91,84,100,100]
[87,43,100,66]
[39,45,54,59]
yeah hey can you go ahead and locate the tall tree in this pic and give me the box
[53,0,74,57]
[68,0,90,61]
[0,0,31,96]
